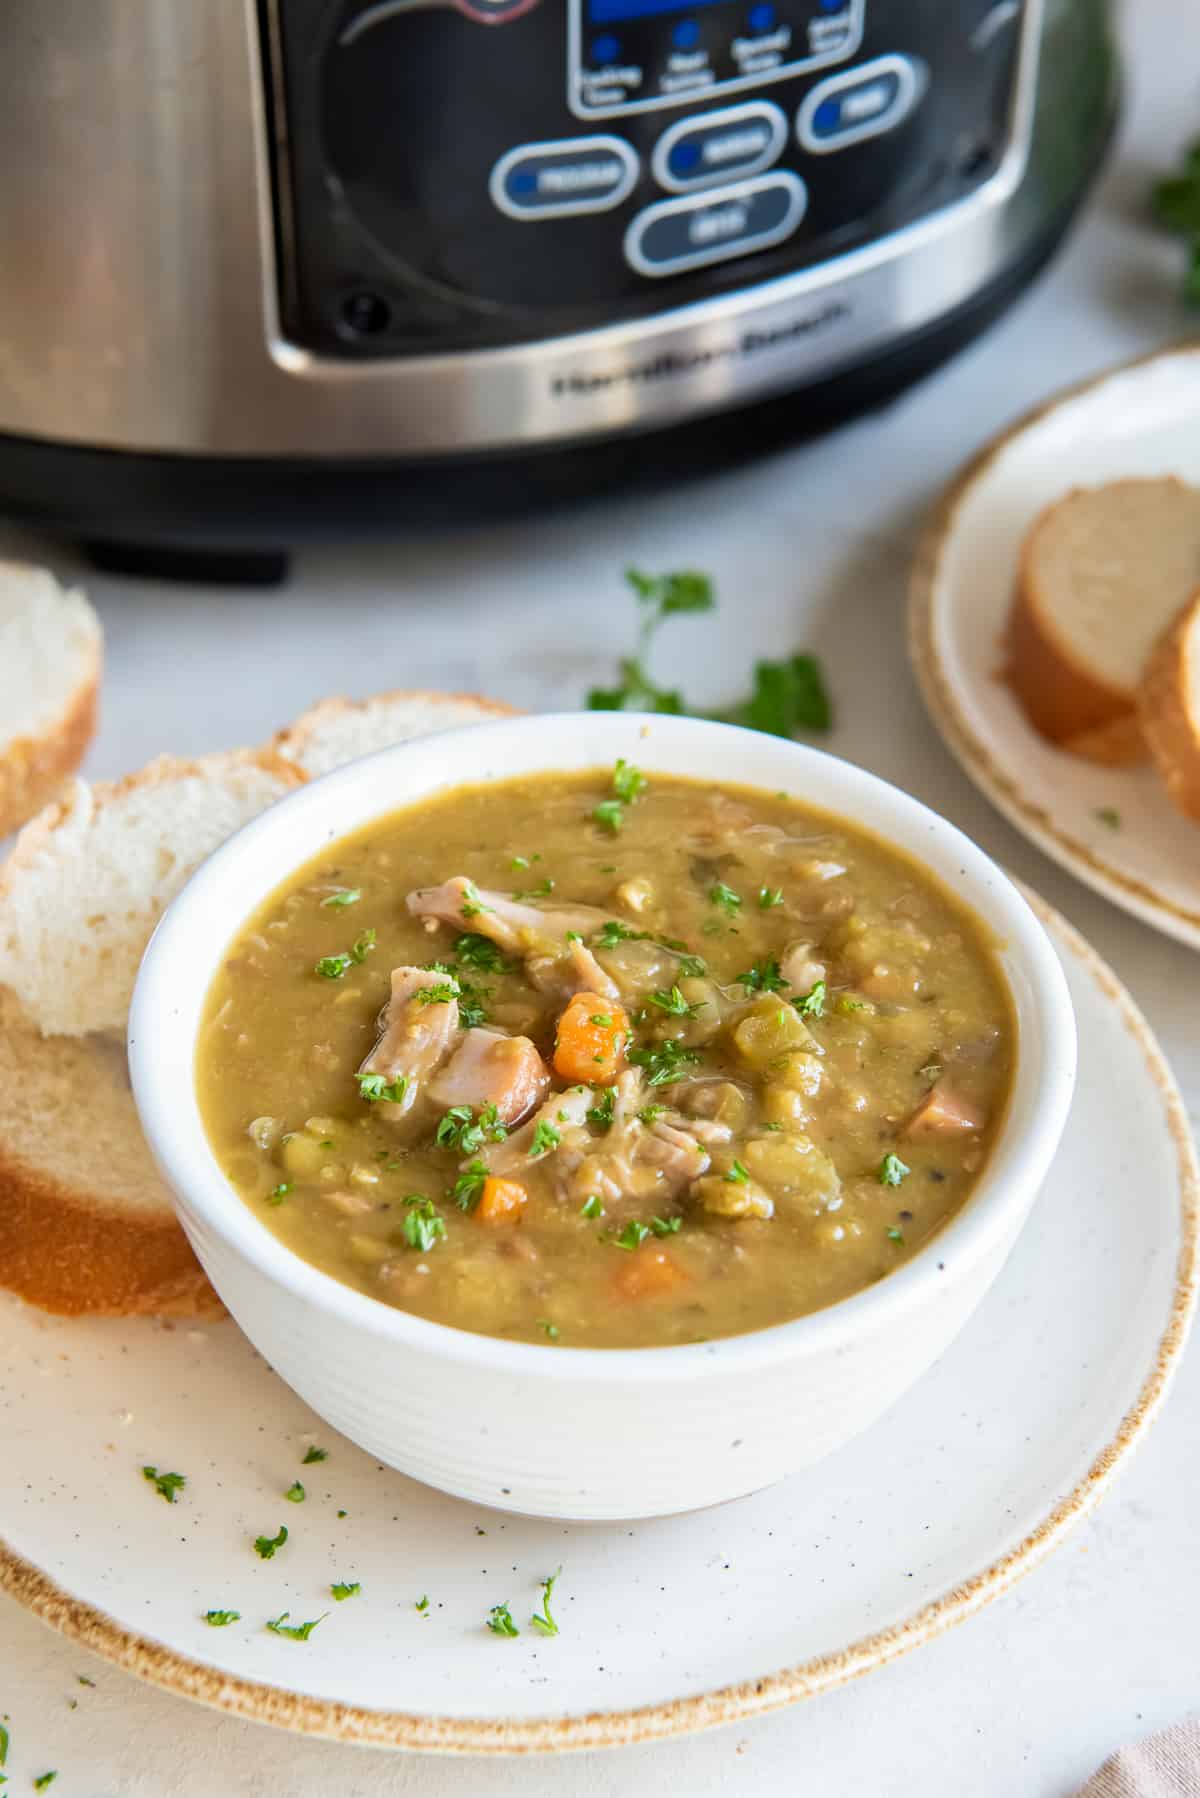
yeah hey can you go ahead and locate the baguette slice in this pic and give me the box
[0,985,217,1316]
[0,561,103,835]
[0,750,305,1040]
[1009,479,1200,764]
[273,688,516,778]
[1139,587,1200,820]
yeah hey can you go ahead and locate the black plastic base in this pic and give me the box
[0,181,1097,583]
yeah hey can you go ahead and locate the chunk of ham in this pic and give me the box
[905,1081,986,1138]
[566,1071,713,1206]
[406,878,607,956]
[527,937,620,1003]
[359,966,460,1118]
[427,1027,550,1128]
[477,1086,595,1178]
[780,940,826,994]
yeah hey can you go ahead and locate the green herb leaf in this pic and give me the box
[645,984,702,1017]
[315,953,351,980]
[454,933,510,973]
[650,1215,682,1237]
[611,1220,651,1251]
[637,1103,667,1125]
[887,1225,906,1244]
[436,1103,507,1155]
[537,1319,560,1340]
[835,996,867,1015]
[729,652,832,737]
[592,798,625,835]
[0,1722,8,1765]
[735,956,787,994]
[531,1120,561,1158]
[794,979,826,1018]
[403,1195,447,1251]
[878,1153,911,1188]
[580,1195,605,1219]
[356,1070,408,1105]
[724,1160,749,1185]
[204,1609,241,1626]
[513,877,556,900]
[530,1567,561,1638]
[33,1777,57,1794]
[709,881,742,916]
[142,1465,186,1504]
[612,758,647,804]
[452,1160,489,1212]
[627,1039,702,1086]
[284,1480,306,1504]
[592,918,646,949]
[415,981,460,1007]
[457,981,492,1029]
[487,1602,520,1638]
[331,1581,361,1601]
[510,855,530,870]
[321,887,361,909]
[302,1446,327,1464]
[673,952,708,978]
[267,1181,293,1205]
[1094,806,1121,830]
[266,1612,326,1641]
[588,1088,616,1133]
[254,1525,288,1560]
[416,1594,430,1613]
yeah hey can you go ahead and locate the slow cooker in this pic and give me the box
[0,0,1116,571]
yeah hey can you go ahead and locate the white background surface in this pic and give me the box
[1,3,1197,1791]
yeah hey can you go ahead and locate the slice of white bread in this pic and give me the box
[0,560,103,836]
[1009,479,1200,764]
[0,985,218,1316]
[1139,588,1200,821]
[273,688,515,778]
[0,751,305,1040]
[0,692,514,1317]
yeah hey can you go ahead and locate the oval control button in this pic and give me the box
[625,173,806,279]
[652,101,787,194]
[797,55,925,154]
[490,136,638,219]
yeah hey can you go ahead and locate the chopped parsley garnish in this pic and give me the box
[887,1226,906,1244]
[33,1777,57,1793]
[674,952,708,978]
[456,982,491,1029]
[530,1568,561,1638]
[650,1215,682,1237]
[415,981,459,1007]
[1095,806,1121,829]
[356,1071,408,1105]
[530,1121,561,1158]
[591,918,646,949]
[794,979,826,1018]
[452,1160,488,1211]
[302,1446,327,1464]
[835,996,867,1015]
[587,1088,615,1132]
[514,877,556,899]
[266,1612,326,1641]
[331,1581,361,1601]
[645,984,702,1017]
[537,1319,560,1340]
[267,1181,293,1205]
[611,1220,651,1251]
[416,1594,430,1614]
[580,1195,605,1219]
[454,933,510,973]
[204,1609,241,1626]
[637,1104,667,1125]
[142,1465,186,1504]
[460,881,491,920]
[315,953,352,980]
[878,1153,911,1188]
[0,1722,7,1765]
[724,1160,749,1185]
[627,1039,702,1086]
[709,881,742,916]
[320,888,361,909]
[487,1602,520,1638]
[590,1012,614,1027]
[510,855,530,870]
[403,1195,447,1251]
[592,799,625,835]
[436,1103,507,1154]
[587,568,714,714]
[758,886,784,909]
[735,956,787,994]
[254,1525,288,1560]
[284,1481,306,1504]
[612,758,647,804]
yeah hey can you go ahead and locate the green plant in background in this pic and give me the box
[1152,140,1200,304]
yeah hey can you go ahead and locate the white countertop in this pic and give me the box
[1,5,1196,1791]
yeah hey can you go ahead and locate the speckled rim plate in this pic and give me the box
[0,892,1195,1754]
[910,339,1200,951]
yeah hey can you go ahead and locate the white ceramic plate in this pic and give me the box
[909,342,1200,950]
[0,894,1194,1754]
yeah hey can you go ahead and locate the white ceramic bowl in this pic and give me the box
[129,713,1076,1522]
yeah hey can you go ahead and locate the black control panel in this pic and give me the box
[260,0,1027,357]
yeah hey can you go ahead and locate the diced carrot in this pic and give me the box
[476,1176,528,1223]
[611,1248,689,1301]
[553,992,630,1085]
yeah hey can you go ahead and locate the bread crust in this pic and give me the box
[0,648,101,837]
[1007,490,1148,765]
[273,689,517,770]
[1139,590,1200,821]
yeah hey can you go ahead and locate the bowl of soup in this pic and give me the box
[129,713,1076,1520]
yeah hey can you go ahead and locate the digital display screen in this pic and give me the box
[589,0,731,23]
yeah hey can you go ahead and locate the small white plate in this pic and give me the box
[909,341,1200,950]
[0,893,1194,1754]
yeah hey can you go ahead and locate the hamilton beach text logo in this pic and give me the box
[549,300,851,397]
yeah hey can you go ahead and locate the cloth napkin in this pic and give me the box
[1078,1720,1200,1796]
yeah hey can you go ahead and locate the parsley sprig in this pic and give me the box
[266,1612,326,1641]
[435,1103,507,1154]
[487,1602,520,1638]
[142,1465,186,1504]
[404,1195,447,1251]
[531,1568,561,1638]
